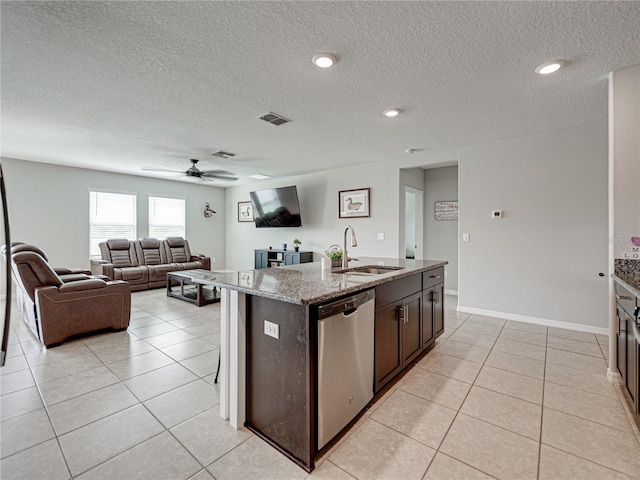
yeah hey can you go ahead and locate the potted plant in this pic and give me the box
[324,245,343,268]
[293,238,302,252]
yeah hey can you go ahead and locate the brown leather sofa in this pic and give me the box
[90,237,210,291]
[11,250,131,347]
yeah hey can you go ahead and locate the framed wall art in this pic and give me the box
[339,188,370,218]
[238,201,253,222]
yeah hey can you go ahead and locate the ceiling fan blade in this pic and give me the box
[201,173,239,181]
[141,167,184,173]
[196,175,215,182]
[201,169,236,176]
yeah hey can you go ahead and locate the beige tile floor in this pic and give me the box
[1,289,639,479]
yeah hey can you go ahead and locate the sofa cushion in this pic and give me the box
[114,266,148,284]
[164,237,191,263]
[136,238,166,266]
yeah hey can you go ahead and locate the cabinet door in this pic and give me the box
[617,306,627,381]
[255,251,268,269]
[422,287,435,350]
[375,301,402,392]
[284,252,299,265]
[433,283,444,337]
[625,314,637,406]
[402,293,422,367]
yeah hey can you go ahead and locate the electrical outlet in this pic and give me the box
[211,257,216,263]
[264,320,280,339]
[378,233,385,240]
[463,233,470,242]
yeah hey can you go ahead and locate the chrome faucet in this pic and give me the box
[342,225,359,269]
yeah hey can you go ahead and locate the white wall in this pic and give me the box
[610,65,640,260]
[457,125,609,330]
[424,166,459,292]
[225,162,400,270]
[0,158,226,274]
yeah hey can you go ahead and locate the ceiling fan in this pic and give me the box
[142,159,239,182]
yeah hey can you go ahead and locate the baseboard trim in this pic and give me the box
[457,305,609,336]
[607,368,623,384]
[444,289,458,296]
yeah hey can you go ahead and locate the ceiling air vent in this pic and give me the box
[257,112,291,126]
[210,150,237,159]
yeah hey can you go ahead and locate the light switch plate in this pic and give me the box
[264,320,280,339]
[462,233,470,242]
[378,233,385,240]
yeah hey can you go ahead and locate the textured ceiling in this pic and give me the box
[2,1,639,186]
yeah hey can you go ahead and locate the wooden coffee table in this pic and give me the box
[166,269,220,307]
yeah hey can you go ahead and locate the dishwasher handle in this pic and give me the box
[317,289,375,319]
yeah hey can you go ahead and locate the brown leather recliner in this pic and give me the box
[163,237,211,270]
[10,243,96,282]
[91,237,210,290]
[12,251,131,347]
[93,238,149,291]
[134,237,177,289]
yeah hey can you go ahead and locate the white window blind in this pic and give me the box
[89,191,136,256]
[149,196,185,239]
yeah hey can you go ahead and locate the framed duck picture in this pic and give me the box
[339,188,370,218]
[238,201,253,222]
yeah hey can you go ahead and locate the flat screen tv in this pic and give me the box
[250,185,302,228]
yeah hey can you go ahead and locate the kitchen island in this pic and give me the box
[186,257,447,471]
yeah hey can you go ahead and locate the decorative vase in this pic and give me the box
[294,246,300,252]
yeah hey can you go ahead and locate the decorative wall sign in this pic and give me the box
[435,201,458,221]
[238,201,253,222]
[339,188,370,218]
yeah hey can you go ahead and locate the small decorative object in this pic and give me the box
[339,188,370,218]
[293,238,302,252]
[282,243,287,250]
[238,201,253,222]
[434,201,458,221]
[203,203,216,218]
[324,244,343,268]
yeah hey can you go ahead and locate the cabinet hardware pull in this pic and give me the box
[429,275,441,279]
[433,291,439,304]
[616,295,633,301]
[404,305,409,324]
[397,305,405,322]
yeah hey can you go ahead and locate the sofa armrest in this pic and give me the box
[58,278,107,293]
[90,259,114,279]
[191,254,211,270]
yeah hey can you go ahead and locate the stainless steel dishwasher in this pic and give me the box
[317,288,375,449]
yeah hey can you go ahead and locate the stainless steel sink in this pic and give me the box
[334,265,404,275]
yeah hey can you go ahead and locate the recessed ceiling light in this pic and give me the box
[249,174,272,180]
[312,53,337,68]
[383,109,401,117]
[535,61,565,75]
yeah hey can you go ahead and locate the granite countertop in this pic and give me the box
[613,273,640,299]
[185,257,447,305]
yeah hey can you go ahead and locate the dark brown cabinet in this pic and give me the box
[374,268,445,393]
[615,281,639,419]
[374,292,422,392]
[422,268,445,350]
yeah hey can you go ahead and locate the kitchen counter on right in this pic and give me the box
[613,259,640,298]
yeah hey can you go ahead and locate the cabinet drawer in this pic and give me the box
[615,283,637,317]
[423,267,444,289]
[375,274,421,309]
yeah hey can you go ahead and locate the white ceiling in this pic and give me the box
[2,1,639,186]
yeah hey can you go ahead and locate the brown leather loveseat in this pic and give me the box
[10,250,131,347]
[90,237,210,291]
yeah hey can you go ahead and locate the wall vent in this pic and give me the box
[257,112,291,126]
[210,150,237,159]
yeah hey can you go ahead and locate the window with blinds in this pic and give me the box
[89,191,137,256]
[149,196,185,239]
